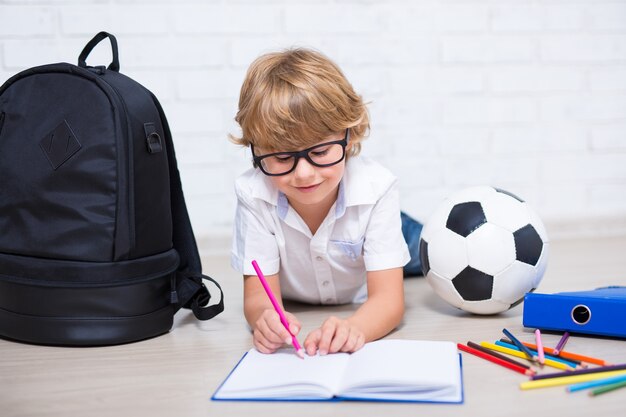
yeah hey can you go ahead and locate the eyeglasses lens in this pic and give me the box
[260,143,345,175]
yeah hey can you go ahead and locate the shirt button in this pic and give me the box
[316,256,323,261]
[322,280,330,287]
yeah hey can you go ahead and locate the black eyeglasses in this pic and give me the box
[251,129,350,176]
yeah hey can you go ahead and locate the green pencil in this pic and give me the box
[589,379,626,396]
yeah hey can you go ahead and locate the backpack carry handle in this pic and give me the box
[78,31,120,72]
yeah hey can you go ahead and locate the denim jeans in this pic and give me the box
[401,211,423,277]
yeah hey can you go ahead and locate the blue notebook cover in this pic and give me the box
[523,286,626,338]
[211,339,464,404]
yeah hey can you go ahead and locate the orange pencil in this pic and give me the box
[514,340,607,366]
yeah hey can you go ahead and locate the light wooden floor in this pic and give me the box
[2,236,626,417]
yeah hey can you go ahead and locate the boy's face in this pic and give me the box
[256,131,349,212]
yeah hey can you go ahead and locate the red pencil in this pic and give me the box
[458,343,535,376]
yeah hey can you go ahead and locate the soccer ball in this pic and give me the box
[418,186,549,315]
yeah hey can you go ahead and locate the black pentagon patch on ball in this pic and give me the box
[452,266,494,301]
[446,201,487,237]
[514,224,543,266]
[418,238,430,275]
[494,187,524,202]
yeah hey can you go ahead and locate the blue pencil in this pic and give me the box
[495,340,579,369]
[502,328,538,363]
[567,374,626,393]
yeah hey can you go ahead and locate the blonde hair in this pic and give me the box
[230,48,369,156]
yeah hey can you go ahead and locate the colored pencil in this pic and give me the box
[500,338,604,366]
[495,341,579,369]
[531,363,626,381]
[502,328,539,363]
[480,342,575,371]
[589,378,626,396]
[520,369,626,390]
[251,260,304,359]
[535,329,545,365]
[500,337,585,366]
[567,374,626,393]
[458,343,535,376]
[467,341,534,371]
[553,332,570,355]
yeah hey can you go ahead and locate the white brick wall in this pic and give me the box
[2,0,626,254]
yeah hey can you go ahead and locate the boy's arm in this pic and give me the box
[347,267,405,341]
[243,272,281,326]
[243,273,301,353]
[304,267,404,355]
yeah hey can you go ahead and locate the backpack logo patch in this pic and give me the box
[40,120,82,170]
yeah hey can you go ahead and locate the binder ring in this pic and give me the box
[571,304,591,325]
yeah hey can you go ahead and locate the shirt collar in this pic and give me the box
[248,157,379,220]
[334,180,346,218]
[249,168,279,205]
[277,192,289,219]
[341,157,379,208]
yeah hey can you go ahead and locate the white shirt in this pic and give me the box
[230,156,410,305]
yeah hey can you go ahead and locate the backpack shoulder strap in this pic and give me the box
[150,92,224,321]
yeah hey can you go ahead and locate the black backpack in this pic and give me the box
[0,32,224,346]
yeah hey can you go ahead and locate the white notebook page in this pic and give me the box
[338,339,461,400]
[216,348,350,399]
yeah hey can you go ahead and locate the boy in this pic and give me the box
[230,48,413,356]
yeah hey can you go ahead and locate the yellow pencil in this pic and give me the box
[520,369,626,390]
[480,342,575,371]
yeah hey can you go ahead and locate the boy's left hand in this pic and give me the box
[303,316,365,356]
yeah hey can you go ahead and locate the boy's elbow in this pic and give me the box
[391,299,405,329]
[397,288,405,317]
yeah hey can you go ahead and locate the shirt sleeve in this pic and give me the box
[362,179,411,271]
[230,184,280,276]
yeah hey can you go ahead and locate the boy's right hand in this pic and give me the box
[252,309,301,354]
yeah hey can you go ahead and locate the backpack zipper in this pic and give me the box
[86,68,136,259]
[104,81,136,254]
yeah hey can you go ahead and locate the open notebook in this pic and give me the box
[212,339,463,403]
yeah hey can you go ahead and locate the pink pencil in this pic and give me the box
[535,329,545,365]
[252,260,305,359]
